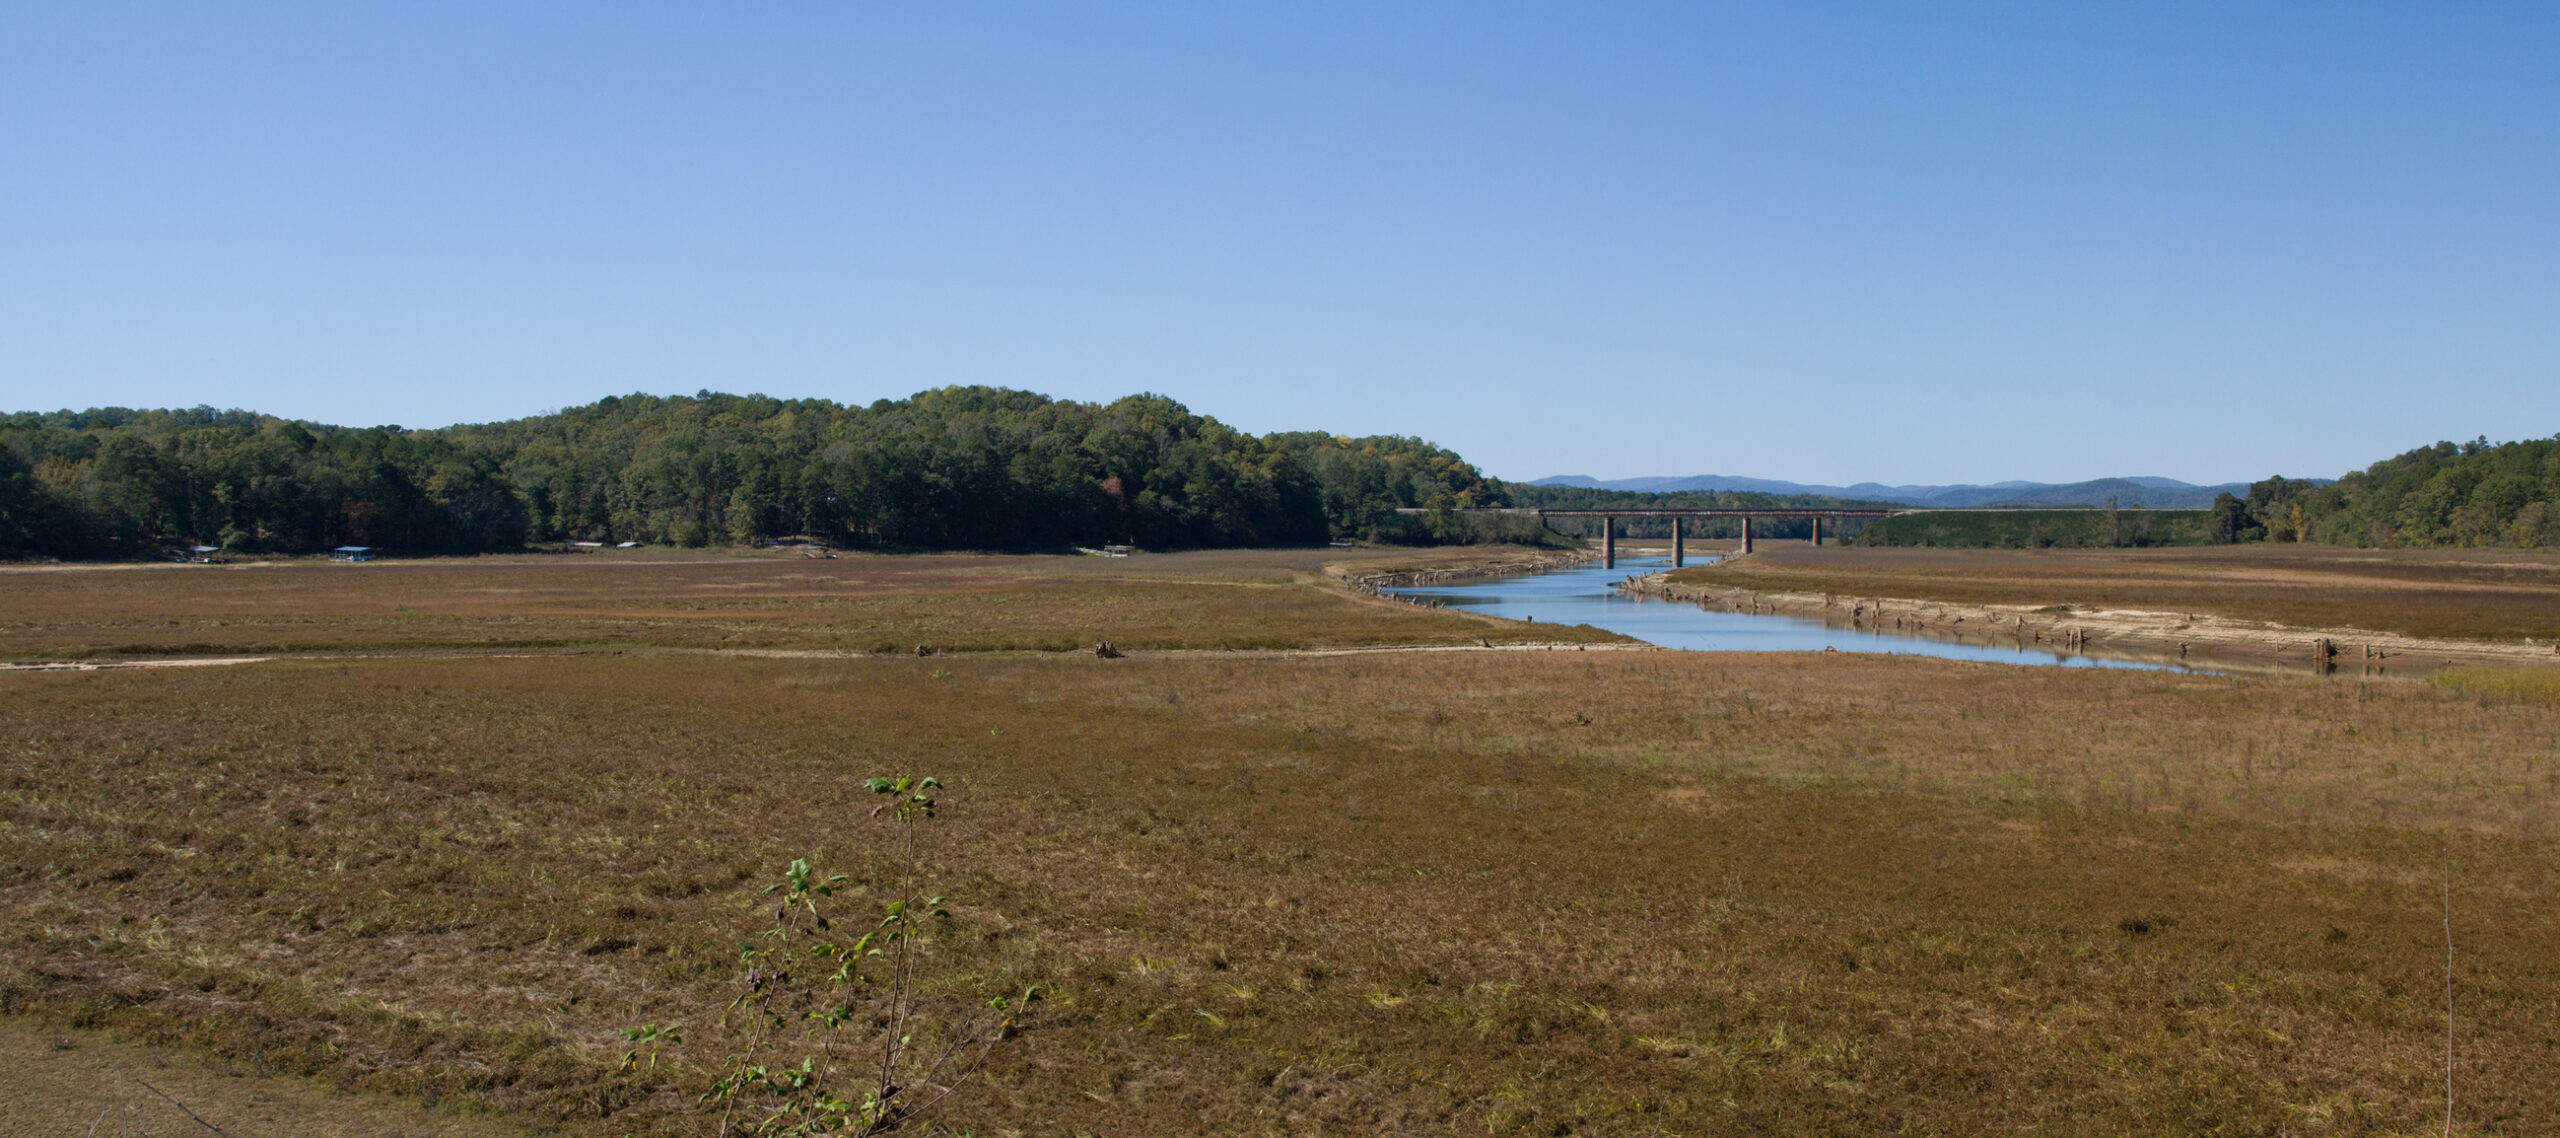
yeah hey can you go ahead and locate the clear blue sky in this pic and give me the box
[4,3,2553,485]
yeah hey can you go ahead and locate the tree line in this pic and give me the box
[2211,435,2560,548]
[0,389,1511,558]
[10,393,2553,558]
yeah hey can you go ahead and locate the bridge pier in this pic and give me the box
[1740,515,1754,555]
[1671,517,1684,567]
[1602,515,1616,569]
[1811,516,1823,546]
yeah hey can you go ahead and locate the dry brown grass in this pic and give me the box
[1684,543,2560,643]
[7,645,2558,1135]
[0,1016,527,1136]
[0,546,1619,659]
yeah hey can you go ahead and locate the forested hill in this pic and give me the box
[0,389,1519,558]
[2231,435,2560,547]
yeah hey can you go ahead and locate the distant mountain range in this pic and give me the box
[1523,474,2275,509]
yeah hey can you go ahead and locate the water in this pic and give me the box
[1384,555,2204,672]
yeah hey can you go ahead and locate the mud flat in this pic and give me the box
[1618,568,2560,674]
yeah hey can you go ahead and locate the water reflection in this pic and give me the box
[1384,555,2209,673]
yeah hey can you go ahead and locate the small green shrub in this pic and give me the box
[646,775,1038,1135]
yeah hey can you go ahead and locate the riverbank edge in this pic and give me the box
[1331,548,1600,593]
[1615,567,2560,673]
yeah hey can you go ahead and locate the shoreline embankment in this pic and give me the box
[1616,568,2560,675]
[1334,548,1599,594]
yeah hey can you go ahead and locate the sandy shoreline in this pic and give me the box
[1616,568,2560,674]
[1333,548,1599,592]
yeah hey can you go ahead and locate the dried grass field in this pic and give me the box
[5,549,2558,1135]
[0,546,1619,660]
[1686,544,2560,644]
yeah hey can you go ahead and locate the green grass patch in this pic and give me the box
[2429,664,2560,704]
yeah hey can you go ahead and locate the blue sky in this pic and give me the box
[4,3,2553,484]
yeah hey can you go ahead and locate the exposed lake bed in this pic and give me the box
[12,545,2560,1135]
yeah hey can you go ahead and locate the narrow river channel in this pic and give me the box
[1384,555,2205,672]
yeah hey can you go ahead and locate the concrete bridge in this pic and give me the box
[1395,507,1902,567]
